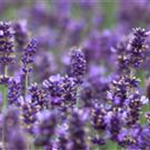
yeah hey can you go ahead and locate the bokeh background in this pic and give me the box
[1,0,147,81]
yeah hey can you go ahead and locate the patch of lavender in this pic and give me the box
[1,1,150,150]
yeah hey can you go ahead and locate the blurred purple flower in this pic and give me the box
[34,110,57,146]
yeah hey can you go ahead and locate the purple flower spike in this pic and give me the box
[70,48,86,84]
[22,38,37,74]
[128,27,149,67]
[0,22,14,65]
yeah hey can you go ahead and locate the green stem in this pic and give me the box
[25,72,28,97]
[76,87,81,108]
[106,141,122,150]
[2,120,5,150]
[1,65,8,109]
[1,65,8,150]
[2,86,7,109]
[4,65,8,77]
[1,87,6,150]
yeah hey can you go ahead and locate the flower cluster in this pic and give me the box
[7,78,22,105]
[43,74,78,109]
[116,28,149,75]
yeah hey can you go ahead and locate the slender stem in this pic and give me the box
[2,119,5,150]
[28,134,34,150]
[2,86,7,109]
[4,65,8,77]
[23,63,31,99]
[2,64,8,149]
[25,72,28,97]
[76,87,81,108]
[2,65,8,109]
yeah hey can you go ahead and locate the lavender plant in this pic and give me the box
[1,1,150,150]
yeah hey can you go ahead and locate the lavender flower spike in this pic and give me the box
[0,21,15,85]
[128,27,150,67]
[0,22,14,65]
[70,47,86,84]
[22,38,37,95]
[22,38,37,74]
